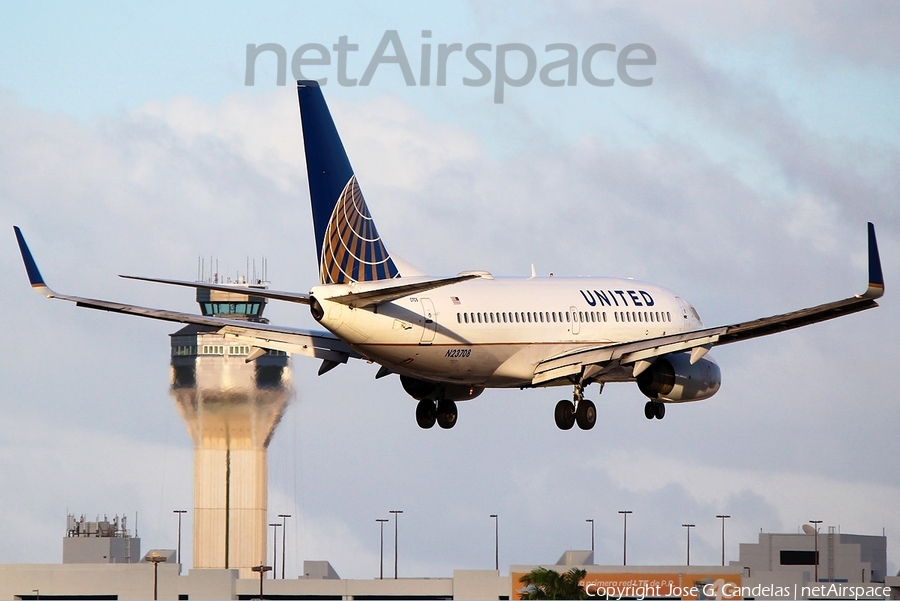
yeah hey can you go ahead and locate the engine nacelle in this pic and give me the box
[636,351,721,402]
[399,375,484,402]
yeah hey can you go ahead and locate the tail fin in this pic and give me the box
[297,80,400,284]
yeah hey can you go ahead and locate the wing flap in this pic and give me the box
[219,325,362,363]
[532,329,725,385]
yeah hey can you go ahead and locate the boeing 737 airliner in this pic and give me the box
[14,80,885,431]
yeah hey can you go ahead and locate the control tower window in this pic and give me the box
[201,302,263,316]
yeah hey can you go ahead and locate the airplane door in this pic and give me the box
[420,298,437,344]
[570,306,580,335]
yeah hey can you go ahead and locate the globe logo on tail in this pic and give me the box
[320,176,399,284]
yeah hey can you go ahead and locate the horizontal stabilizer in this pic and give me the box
[325,274,480,308]
[121,275,311,304]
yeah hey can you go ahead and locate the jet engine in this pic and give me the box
[636,351,721,402]
[400,375,484,401]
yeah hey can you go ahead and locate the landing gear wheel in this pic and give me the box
[644,400,666,420]
[575,399,597,430]
[416,400,436,429]
[554,400,576,430]
[436,400,458,429]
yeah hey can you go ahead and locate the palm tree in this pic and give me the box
[518,567,588,600]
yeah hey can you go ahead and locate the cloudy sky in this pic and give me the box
[1,0,898,581]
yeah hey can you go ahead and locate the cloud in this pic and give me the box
[1,9,897,580]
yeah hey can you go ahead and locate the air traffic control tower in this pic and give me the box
[169,269,292,578]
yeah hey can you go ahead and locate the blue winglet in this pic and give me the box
[13,226,47,288]
[865,222,884,299]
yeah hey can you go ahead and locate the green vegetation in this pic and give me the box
[518,567,588,600]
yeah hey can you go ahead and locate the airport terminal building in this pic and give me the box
[0,522,897,600]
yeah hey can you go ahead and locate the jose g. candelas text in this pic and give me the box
[245,30,656,103]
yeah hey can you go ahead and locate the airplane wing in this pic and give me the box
[533,223,884,386]
[13,226,360,369]
[120,275,312,304]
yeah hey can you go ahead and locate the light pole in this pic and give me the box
[251,564,272,600]
[173,510,187,567]
[618,511,632,566]
[716,515,731,566]
[490,514,499,571]
[586,519,595,554]
[390,510,403,579]
[376,519,389,579]
[809,520,823,583]
[278,514,291,579]
[682,524,695,566]
[145,552,165,600]
[269,523,281,580]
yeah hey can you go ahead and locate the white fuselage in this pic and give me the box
[311,274,703,388]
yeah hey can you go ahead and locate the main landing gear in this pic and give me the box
[416,399,458,429]
[644,400,666,420]
[554,384,596,431]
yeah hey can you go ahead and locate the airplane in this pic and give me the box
[14,80,885,431]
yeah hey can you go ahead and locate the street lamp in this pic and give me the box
[390,510,403,579]
[278,514,291,579]
[269,523,282,580]
[809,520,823,583]
[490,514,499,571]
[251,564,272,600]
[376,519,389,579]
[586,519,594,554]
[618,511,632,566]
[682,524,695,566]
[716,515,731,566]
[145,552,166,600]
[173,510,187,568]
